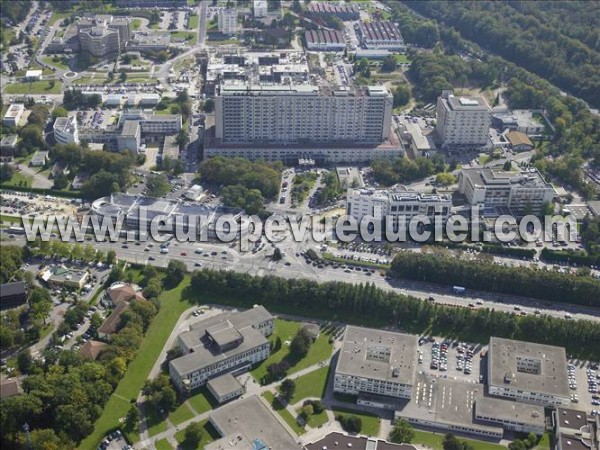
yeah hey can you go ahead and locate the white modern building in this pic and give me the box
[346,186,451,231]
[458,168,556,216]
[2,103,25,127]
[24,70,43,81]
[208,83,399,163]
[218,8,238,35]
[169,306,273,391]
[77,15,131,58]
[474,397,545,434]
[334,326,418,400]
[487,337,571,407]
[436,90,491,152]
[254,0,268,18]
[53,116,80,145]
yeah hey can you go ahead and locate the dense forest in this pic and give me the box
[390,251,600,308]
[0,0,32,24]
[400,1,600,108]
[189,270,600,360]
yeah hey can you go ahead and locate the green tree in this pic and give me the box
[143,278,163,298]
[119,70,127,83]
[165,260,186,288]
[145,173,170,197]
[279,378,296,402]
[381,55,398,72]
[435,172,456,186]
[125,404,140,430]
[17,349,33,374]
[106,250,117,265]
[389,419,415,444]
[183,421,204,448]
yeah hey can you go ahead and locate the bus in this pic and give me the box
[452,286,466,295]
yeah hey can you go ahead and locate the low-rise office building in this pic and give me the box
[2,103,25,127]
[30,151,49,167]
[458,168,556,217]
[0,135,18,161]
[206,372,245,404]
[169,306,273,392]
[505,130,534,152]
[207,396,302,450]
[346,186,451,231]
[24,70,43,81]
[307,2,360,20]
[39,266,89,289]
[53,115,80,145]
[475,397,546,434]
[552,408,599,450]
[487,337,570,407]
[334,325,418,400]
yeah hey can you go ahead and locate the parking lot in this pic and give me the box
[417,337,486,384]
[1,192,81,222]
[567,359,600,413]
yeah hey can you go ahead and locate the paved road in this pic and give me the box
[4,233,599,322]
[16,164,53,189]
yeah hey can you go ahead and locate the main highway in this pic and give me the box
[6,231,597,322]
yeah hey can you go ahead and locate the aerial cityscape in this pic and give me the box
[0,1,599,450]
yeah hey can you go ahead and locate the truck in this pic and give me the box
[452,286,466,295]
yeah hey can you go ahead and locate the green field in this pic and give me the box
[2,172,33,188]
[412,429,507,450]
[41,56,70,71]
[289,366,330,404]
[155,439,174,450]
[262,391,306,435]
[187,388,215,414]
[297,407,329,428]
[171,31,197,45]
[132,18,142,30]
[188,14,199,30]
[535,432,551,450]
[146,409,168,438]
[333,408,381,437]
[250,319,333,383]
[0,215,23,225]
[79,279,193,450]
[49,11,72,26]
[168,403,195,426]
[4,80,62,94]
[174,419,220,450]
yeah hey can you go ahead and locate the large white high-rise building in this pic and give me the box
[218,8,238,35]
[346,186,451,231]
[436,90,491,152]
[208,84,398,163]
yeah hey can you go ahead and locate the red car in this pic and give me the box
[180,252,187,256]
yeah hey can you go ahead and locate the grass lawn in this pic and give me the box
[0,214,24,225]
[146,409,168,438]
[290,366,329,404]
[412,429,507,450]
[187,387,215,414]
[5,80,62,95]
[333,408,380,437]
[262,391,306,435]
[168,402,194,426]
[132,18,142,30]
[155,439,174,450]
[297,408,328,428]
[79,279,193,450]
[534,432,551,450]
[251,319,333,384]
[188,14,199,30]
[2,172,33,188]
[174,419,220,449]
[49,11,72,26]
[171,31,197,45]
[41,56,70,71]
[394,54,411,64]
[150,22,162,30]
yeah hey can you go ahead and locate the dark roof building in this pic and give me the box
[305,29,346,51]
[0,281,27,310]
[307,432,418,450]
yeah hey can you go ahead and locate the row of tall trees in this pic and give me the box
[189,270,600,360]
[390,251,600,307]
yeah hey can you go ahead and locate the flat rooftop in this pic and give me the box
[445,94,490,112]
[306,432,417,450]
[396,373,502,436]
[336,325,418,385]
[557,408,590,431]
[209,395,301,450]
[461,168,553,189]
[475,397,545,428]
[488,336,570,398]
[207,372,243,399]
